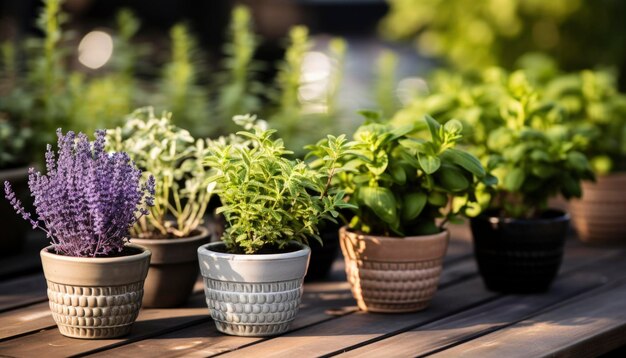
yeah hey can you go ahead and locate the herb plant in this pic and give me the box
[205,115,353,254]
[317,113,491,237]
[4,129,155,257]
[107,108,212,239]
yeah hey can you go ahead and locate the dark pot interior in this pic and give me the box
[470,209,570,293]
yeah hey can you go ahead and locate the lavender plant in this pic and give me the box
[4,129,155,257]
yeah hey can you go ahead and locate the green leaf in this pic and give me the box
[358,109,383,124]
[441,148,485,177]
[438,164,470,192]
[365,150,389,175]
[503,167,525,192]
[358,186,397,224]
[402,192,427,220]
[390,165,406,184]
[424,114,441,142]
[567,151,590,172]
[418,153,441,174]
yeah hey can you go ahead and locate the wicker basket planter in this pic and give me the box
[339,226,448,313]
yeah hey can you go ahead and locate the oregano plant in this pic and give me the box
[205,114,353,254]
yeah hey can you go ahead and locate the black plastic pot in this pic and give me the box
[470,209,570,293]
[0,166,30,256]
[305,221,341,282]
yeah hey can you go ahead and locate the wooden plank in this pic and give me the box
[337,271,610,357]
[80,252,479,357]
[0,302,54,340]
[0,294,211,357]
[430,280,626,358]
[0,274,47,312]
[197,243,624,357]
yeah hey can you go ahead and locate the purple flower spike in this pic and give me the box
[3,129,155,257]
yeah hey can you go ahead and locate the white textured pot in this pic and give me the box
[197,242,310,336]
[40,244,151,339]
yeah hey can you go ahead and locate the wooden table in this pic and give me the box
[1,225,626,357]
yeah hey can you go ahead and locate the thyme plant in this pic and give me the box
[107,108,212,239]
[205,115,353,254]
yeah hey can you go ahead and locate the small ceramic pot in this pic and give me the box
[197,242,310,336]
[470,209,569,293]
[40,244,151,339]
[569,173,626,244]
[0,166,30,256]
[132,226,210,308]
[339,226,449,313]
[305,222,341,281]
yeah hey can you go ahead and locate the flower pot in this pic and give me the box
[470,209,569,293]
[40,244,151,339]
[0,166,30,256]
[131,226,210,308]
[197,242,310,336]
[569,173,626,244]
[305,222,341,281]
[339,226,449,313]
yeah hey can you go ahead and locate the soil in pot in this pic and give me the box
[132,226,211,308]
[470,209,569,293]
[1,166,31,256]
[40,244,151,339]
[197,241,310,336]
[339,226,449,313]
[569,173,626,244]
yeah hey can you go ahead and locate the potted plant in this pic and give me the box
[107,108,214,307]
[315,113,491,313]
[199,115,352,336]
[0,117,32,255]
[542,70,626,244]
[3,129,155,339]
[467,71,595,293]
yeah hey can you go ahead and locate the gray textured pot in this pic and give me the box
[40,244,151,339]
[132,226,210,308]
[197,242,310,336]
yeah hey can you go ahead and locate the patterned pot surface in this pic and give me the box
[570,173,626,244]
[132,226,210,308]
[339,226,449,313]
[197,242,310,336]
[40,244,151,339]
[470,209,569,293]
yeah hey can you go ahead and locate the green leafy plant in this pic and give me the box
[107,108,213,239]
[315,112,491,237]
[393,67,596,217]
[205,114,353,254]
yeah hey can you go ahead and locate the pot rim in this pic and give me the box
[40,243,151,263]
[131,225,210,245]
[339,225,449,241]
[198,241,310,261]
[475,208,570,225]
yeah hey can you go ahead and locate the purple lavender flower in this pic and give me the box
[4,129,155,257]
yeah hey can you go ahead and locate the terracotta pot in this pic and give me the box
[470,209,568,293]
[40,244,151,339]
[339,226,449,313]
[0,166,30,256]
[197,242,310,336]
[131,227,210,308]
[569,173,626,244]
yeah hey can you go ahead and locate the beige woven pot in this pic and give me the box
[570,173,626,244]
[40,244,151,339]
[339,226,449,313]
[132,226,210,308]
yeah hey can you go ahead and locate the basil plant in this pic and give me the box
[310,113,493,237]
[107,107,213,239]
